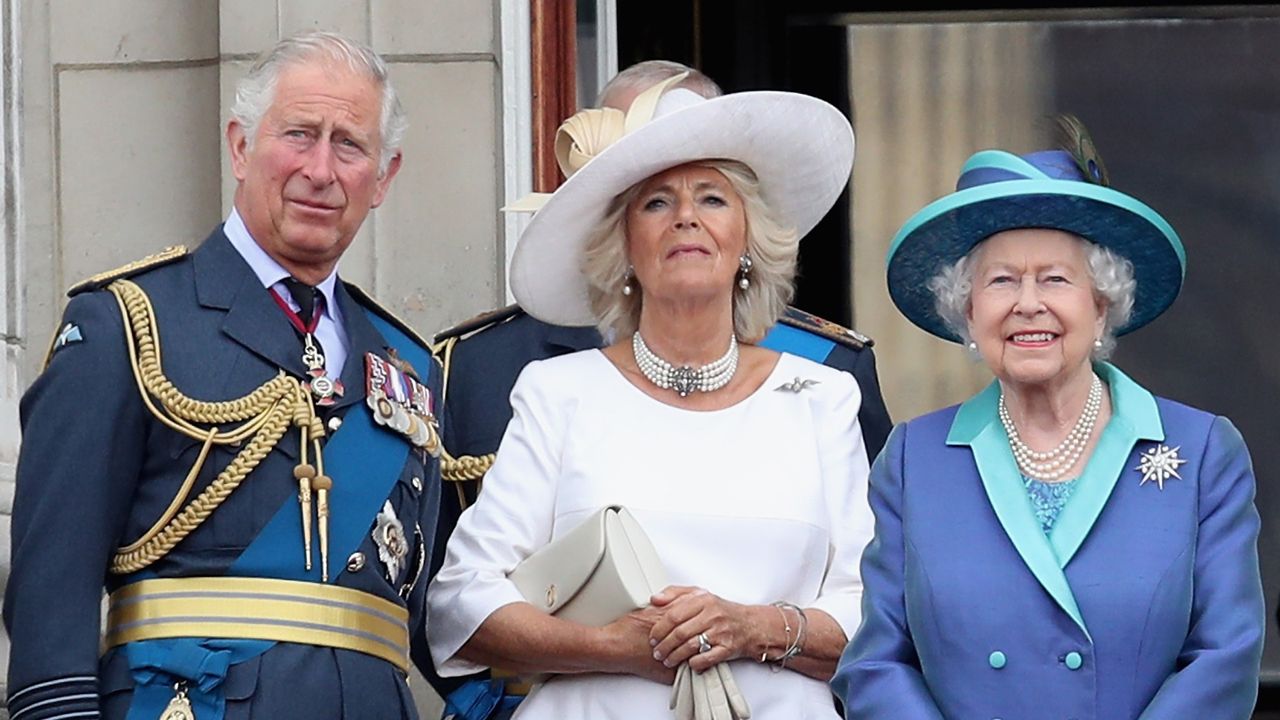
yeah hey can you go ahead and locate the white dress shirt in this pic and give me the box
[223,208,349,378]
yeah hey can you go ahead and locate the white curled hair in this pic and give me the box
[581,159,798,342]
[230,31,407,176]
[928,236,1136,360]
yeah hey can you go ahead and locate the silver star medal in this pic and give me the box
[775,377,820,393]
[373,500,409,582]
[1135,444,1188,490]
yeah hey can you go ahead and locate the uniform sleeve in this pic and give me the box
[4,292,149,719]
[830,423,946,719]
[1137,416,1265,719]
[820,345,893,464]
[850,347,892,463]
[807,370,874,638]
[425,360,568,676]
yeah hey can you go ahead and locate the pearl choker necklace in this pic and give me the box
[632,332,739,397]
[998,373,1103,482]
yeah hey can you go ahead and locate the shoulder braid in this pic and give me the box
[104,279,327,576]
[68,245,188,297]
[779,306,874,350]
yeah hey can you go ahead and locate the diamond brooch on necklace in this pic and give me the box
[632,331,739,397]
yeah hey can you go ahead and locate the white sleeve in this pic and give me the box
[806,369,874,638]
[426,359,570,675]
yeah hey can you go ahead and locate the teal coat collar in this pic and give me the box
[945,363,1163,637]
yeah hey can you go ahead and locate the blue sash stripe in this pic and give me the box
[759,323,836,364]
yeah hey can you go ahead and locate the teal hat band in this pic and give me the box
[886,149,1187,343]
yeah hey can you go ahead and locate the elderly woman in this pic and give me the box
[832,122,1265,719]
[427,77,872,719]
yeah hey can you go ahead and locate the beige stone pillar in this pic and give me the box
[848,21,1049,421]
[0,0,17,708]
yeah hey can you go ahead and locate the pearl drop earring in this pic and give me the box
[737,254,753,290]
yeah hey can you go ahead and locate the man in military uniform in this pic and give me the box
[5,32,443,720]
[427,61,892,720]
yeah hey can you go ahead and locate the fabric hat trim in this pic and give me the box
[887,173,1185,343]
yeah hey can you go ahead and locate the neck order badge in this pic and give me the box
[269,284,344,405]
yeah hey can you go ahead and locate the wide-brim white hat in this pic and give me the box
[509,84,856,327]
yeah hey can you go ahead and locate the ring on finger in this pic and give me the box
[697,632,712,654]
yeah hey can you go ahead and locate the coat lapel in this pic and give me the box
[193,229,306,377]
[1049,363,1164,566]
[947,381,1090,638]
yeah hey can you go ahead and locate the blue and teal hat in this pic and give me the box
[886,148,1187,343]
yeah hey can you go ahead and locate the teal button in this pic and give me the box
[988,651,1007,669]
[1065,651,1083,670]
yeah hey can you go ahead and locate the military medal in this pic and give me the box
[269,287,344,406]
[1136,443,1188,490]
[161,682,195,720]
[364,352,442,457]
[373,500,409,583]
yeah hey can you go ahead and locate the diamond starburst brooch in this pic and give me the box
[1135,444,1188,490]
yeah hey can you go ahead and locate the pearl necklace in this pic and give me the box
[998,373,1103,482]
[632,332,739,397]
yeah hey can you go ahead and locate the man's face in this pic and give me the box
[227,60,401,283]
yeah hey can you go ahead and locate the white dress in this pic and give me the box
[427,349,874,719]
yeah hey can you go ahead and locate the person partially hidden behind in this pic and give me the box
[5,31,447,720]
[833,117,1265,719]
[427,72,873,719]
[428,61,891,720]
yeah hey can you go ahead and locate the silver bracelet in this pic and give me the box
[767,601,808,671]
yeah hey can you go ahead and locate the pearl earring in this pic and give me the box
[1094,338,1103,349]
[968,341,978,351]
[621,266,634,296]
[737,254,753,290]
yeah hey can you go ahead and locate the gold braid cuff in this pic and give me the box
[107,279,324,574]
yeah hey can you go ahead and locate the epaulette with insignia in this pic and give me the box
[433,303,525,344]
[780,306,874,349]
[67,245,188,296]
[343,282,435,354]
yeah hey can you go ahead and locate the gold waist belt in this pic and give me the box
[105,577,410,672]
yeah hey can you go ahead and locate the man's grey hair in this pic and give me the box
[230,31,407,176]
[581,159,798,342]
[597,60,723,106]
[929,234,1136,360]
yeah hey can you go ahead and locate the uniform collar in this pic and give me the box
[944,362,1164,639]
[946,362,1161,444]
[224,207,342,326]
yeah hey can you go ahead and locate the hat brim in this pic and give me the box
[510,91,855,327]
[886,179,1187,343]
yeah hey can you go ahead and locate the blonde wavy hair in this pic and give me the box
[581,160,799,342]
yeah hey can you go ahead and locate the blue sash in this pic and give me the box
[759,323,836,363]
[125,307,434,720]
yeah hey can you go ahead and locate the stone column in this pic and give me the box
[0,0,17,708]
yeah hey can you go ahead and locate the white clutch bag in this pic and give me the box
[508,505,668,626]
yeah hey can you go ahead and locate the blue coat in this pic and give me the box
[833,363,1264,720]
[4,229,443,720]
